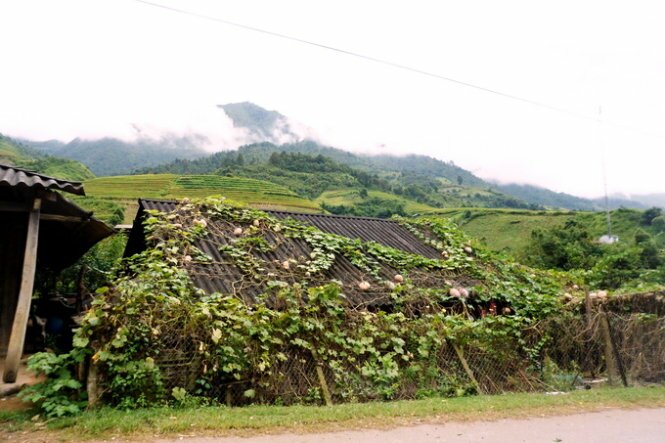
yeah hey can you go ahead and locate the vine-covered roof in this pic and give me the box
[124,198,564,312]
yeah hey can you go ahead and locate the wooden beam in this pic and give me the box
[0,201,30,213]
[0,205,89,222]
[2,198,41,384]
[40,214,87,223]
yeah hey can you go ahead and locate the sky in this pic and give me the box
[1,0,664,198]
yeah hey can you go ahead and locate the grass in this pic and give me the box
[432,208,574,254]
[316,189,437,213]
[429,207,664,257]
[2,386,664,441]
[84,174,322,222]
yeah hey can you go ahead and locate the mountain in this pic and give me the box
[142,141,534,212]
[635,194,665,208]
[146,140,487,186]
[0,133,94,181]
[10,101,653,211]
[605,193,665,209]
[492,182,651,211]
[219,102,306,144]
[20,136,207,176]
[491,183,596,210]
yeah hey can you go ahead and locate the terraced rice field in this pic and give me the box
[315,189,437,213]
[83,174,320,222]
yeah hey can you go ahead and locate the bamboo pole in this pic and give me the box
[3,198,41,384]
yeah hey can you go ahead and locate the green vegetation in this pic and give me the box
[24,198,572,417]
[24,136,206,176]
[0,134,94,181]
[3,387,665,440]
[317,189,437,217]
[83,174,321,221]
[424,207,665,292]
[143,145,535,213]
[432,208,575,254]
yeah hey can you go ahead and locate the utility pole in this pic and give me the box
[598,106,613,240]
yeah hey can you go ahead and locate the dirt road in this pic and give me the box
[158,408,665,443]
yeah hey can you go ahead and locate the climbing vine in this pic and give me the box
[26,197,575,416]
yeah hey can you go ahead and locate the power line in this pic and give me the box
[134,0,577,115]
[133,0,665,139]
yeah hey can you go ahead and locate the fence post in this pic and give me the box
[310,351,333,406]
[597,303,618,386]
[87,360,100,409]
[599,305,628,387]
[450,341,482,395]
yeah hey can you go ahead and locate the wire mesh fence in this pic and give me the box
[146,294,664,407]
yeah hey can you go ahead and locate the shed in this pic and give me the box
[124,199,449,307]
[1,164,114,383]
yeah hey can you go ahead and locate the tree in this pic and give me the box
[642,207,662,226]
[457,175,463,186]
[652,215,665,232]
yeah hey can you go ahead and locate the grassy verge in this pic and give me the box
[2,386,665,441]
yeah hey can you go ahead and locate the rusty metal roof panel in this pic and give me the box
[0,164,85,196]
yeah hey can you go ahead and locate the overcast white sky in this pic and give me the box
[1,0,664,197]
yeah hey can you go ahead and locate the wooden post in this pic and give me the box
[315,363,333,406]
[3,198,41,384]
[583,291,599,379]
[598,304,618,386]
[599,305,628,387]
[86,361,100,409]
[451,341,482,395]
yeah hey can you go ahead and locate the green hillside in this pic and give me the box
[434,207,665,257]
[146,140,488,188]
[83,174,321,222]
[23,136,206,176]
[0,134,94,181]
[143,144,533,211]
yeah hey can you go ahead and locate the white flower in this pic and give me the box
[464,246,474,254]
[459,287,469,298]
[449,287,461,298]
[393,274,404,283]
[253,219,260,227]
[358,281,371,291]
[281,260,290,270]
[233,227,243,236]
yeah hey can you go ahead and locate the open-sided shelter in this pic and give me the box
[0,164,114,383]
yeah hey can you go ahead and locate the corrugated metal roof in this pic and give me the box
[125,199,449,306]
[131,199,439,258]
[0,163,85,196]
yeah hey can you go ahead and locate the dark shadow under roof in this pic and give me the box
[0,167,114,270]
